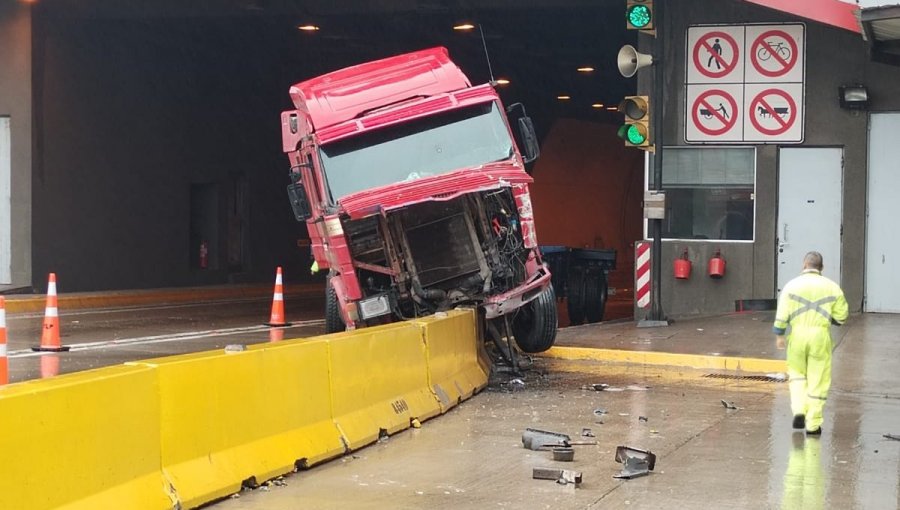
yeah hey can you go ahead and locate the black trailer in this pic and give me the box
[540,246,616,325]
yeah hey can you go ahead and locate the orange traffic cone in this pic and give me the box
[265,267,291,327]
[32,273,70,352]
[0,297,8,385]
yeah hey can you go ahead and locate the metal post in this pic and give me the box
[641,0,669,327]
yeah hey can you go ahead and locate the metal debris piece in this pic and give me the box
[510,378,525,387]
[522,428,571,451]
[224,344,246,353]
[884,434,900,441]
[721,399,738,410]
[614,445,657,479]
[533,467,582,485]
[638,416,648,423]
[552,447,575,462]
[581,428,595,438]
[593,408,608,417]
[614,456,651,479]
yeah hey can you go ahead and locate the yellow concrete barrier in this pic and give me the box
[417,310,489,412]
[328,322,441,450]
[132,339,344,509]
[0,311,489,509]
[0,365,171,510]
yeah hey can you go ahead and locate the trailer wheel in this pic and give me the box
[584,271,608,324]
[512,284,559,353]
[566,266,586,326]
[325,275,345,333]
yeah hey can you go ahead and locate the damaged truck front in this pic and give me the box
[280,47,557,353]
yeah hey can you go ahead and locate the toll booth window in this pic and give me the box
[649,147,755,241]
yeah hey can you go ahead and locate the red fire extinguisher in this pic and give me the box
[673,248,692,279]
[199,241,209,269]
[708,249,726,279]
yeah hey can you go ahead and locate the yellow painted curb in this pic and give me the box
[544,346,786,373]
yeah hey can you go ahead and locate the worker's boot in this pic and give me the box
[792,414,805,429]
[806,427,822,436]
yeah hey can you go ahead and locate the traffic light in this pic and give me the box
[626,0,654,31]
[617,96,652,150]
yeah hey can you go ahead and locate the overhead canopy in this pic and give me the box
[743,0,861,33]
[859,4,900,65]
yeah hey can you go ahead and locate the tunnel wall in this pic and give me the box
[529,118,644,300]
[0,2,32,290]
[30,15,311,291]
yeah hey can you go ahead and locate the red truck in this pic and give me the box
[280,47,557,353]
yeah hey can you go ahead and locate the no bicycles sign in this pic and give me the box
[685,23,805,143]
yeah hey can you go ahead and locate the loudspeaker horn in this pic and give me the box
[617,45,654,78]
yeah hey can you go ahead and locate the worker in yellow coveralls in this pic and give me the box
[773,251,848,435]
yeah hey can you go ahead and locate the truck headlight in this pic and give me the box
[358,294,392,320]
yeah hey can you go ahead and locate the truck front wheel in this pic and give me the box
[511,284,559,353]
[325,276,346,333]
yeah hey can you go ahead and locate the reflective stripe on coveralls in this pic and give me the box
[773,270,849,433]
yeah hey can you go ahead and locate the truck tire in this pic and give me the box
[512,284,559,353]
[325,276,345,333]
[584,271,608,324]
[567,266,586,326]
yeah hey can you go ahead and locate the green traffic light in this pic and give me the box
[627,5,652,29]
[617,124,647,145]
[625,125,647,144]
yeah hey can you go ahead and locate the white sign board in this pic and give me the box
[685,24,805,144]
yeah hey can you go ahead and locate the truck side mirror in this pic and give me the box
[506,103,540,169]
[517,116,540,165]
[287,182,312,222]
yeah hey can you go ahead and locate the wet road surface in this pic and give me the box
[2,295,327,383]
[210,314,900,510]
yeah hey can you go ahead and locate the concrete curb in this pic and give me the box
[544,346,786,373]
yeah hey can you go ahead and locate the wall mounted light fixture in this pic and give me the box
[839,85,869,110]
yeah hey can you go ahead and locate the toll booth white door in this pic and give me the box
[777,148,843,293]
[0,117,10,284]
[865,113,900,312]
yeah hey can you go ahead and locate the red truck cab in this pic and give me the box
[281,47,557,353]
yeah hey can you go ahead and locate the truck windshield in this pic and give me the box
[320,102,513,201]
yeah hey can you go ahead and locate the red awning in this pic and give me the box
[744,0,861,33]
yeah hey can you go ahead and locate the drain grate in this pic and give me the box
[702,373,786,383]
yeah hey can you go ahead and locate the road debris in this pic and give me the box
[613,446,657,480]
[552,447,575,462]
[533,467,582,486]
[721,399,739,410]
[224,344,246,353]
[522,428,570,450]
[593,408,608,417]
[510,378,526,387]
[638,416,648,423]
[884,434,900,441]
[581,428,595,438]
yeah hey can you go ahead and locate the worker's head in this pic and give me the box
[803,251,824,271]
